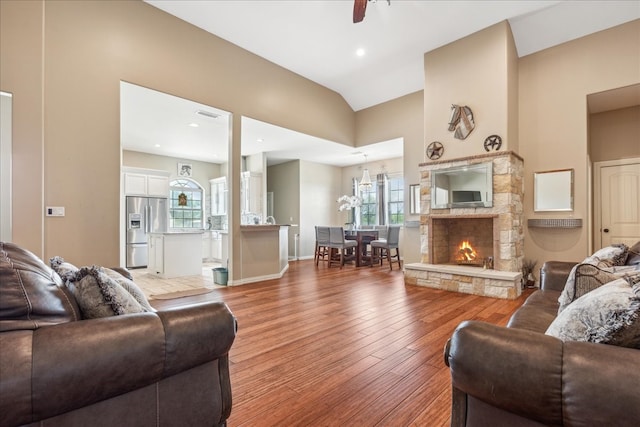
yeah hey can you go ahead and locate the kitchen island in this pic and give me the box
[148,231,203,279]
[237,224,289,285]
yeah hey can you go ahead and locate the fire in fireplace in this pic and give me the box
[457,240,479,265]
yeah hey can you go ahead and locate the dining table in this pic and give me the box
[344,229,379,267]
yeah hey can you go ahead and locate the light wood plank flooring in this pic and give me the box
[149,260,532,426]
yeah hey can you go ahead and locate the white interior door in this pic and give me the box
[596,159,640,248]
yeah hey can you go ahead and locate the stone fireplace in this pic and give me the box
[404,151,524,299]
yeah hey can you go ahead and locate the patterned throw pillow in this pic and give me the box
[592,243,629,266]
[66,266,147,319]
[50,256,80,282]
[546,277,640,348]
[51,257,154,316]
[558,255,615,313]
[557,244,631,313]
[103,267,155,313]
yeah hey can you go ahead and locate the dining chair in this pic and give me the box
[374,225,388,240]
[326,227,357,269]
[314,226,331,266]
[370,225,401,270]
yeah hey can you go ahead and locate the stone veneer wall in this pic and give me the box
[404,151,524,299]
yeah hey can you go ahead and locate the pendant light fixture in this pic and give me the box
[359,154,372,190]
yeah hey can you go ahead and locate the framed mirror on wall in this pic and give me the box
[409,184,420,214]
[534,169,574,212]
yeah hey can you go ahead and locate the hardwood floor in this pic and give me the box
[151,260,532,426]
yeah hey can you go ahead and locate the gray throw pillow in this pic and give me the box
[66,266,146,319]
[51,257,154,314]
[50,256,80,282]
[546,278,640,348]
[103,267,155,313]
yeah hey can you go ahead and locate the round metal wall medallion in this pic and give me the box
[426,141,444,160]
[483,135,502,152]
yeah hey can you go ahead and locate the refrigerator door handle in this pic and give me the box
[145,205,150,234]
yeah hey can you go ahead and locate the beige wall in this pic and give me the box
[299,160,343,259]
[0,1,44,256]
[1,0,356,272]
[355,91,424,263]
[267,160,301,257]
[520,20,640,264]
[424,21,517,160]
[589,106,640,162]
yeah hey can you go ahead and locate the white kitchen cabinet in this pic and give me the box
[123,168,169,197]
[148,234,164,276]
[202,232,212,261]
[240,171,262,215]
[210,177,227,215]
[148,232,202,279]
[147,175,169,197]
[211,231,222,261]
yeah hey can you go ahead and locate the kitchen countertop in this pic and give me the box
[240,224,291,231]
[149,231,204,235]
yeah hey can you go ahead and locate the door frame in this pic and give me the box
[593,157,640,250]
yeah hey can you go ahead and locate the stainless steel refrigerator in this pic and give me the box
[126,196,168,268]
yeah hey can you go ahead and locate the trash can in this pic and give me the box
[213,267,228,286]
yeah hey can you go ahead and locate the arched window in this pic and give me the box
[169,178,204,230]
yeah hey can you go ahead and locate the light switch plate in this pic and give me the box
[46,206,65,217]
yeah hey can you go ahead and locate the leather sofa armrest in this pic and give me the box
[445,320,564,426]
[445,321,640,426]
[0,302,236,427]
[540,261,575,291]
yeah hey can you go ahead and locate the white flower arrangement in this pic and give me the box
[337,195,362,211]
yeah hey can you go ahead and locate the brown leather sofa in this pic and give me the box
[444,257,640,427]
[0,242,236,427]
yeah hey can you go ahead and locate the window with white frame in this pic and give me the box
[169,179,204,229]
[359,182,377,226]
[387,175,404,225]
[357,174,404,226]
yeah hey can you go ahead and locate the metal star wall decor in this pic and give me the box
[483,134,502,152]
[426,141,444,160]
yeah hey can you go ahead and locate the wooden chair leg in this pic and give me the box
[387,247,393,270]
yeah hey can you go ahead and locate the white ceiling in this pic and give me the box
[123,1,639,167]
[146,0,639,111]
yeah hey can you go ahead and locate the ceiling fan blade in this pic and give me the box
[353,0,367,23]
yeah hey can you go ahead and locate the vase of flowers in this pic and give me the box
[337,195,362,231]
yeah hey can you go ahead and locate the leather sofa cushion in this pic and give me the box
[0,242,80,332]
[508,290,560,332]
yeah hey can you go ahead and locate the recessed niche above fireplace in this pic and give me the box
[431,162,493,209]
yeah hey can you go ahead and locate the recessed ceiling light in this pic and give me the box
[154,144,161,148]
[188,123,199,127]
[356,48,366,57]
[257,138,264,143]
